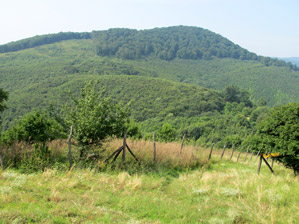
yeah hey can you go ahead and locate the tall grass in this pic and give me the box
[103,138,207,170]
[0,158,298,223]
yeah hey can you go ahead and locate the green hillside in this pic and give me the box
[0,26,299,133]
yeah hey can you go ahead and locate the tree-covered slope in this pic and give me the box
[0,27,299,129]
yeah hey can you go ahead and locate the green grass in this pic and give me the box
[0,155,298,223]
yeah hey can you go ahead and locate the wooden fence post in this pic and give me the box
[230,144,235,160]
[237,147,243,162]
[122,131,127,166]
[68,126,73,170]
[153,132,156,162]
[180,134,185,154]
[0,147,4,170]
[208,143,214,160]
[243,146,249,162]
[249,151,254,161]
[271,157,274,169]
[220,143,226,159]
[255,150,261,160]
[257,155,263,174]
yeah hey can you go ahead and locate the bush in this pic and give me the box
[3,111,65,145]
[158,123,176,142]
[20,143,51,172]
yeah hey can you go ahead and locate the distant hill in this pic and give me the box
[281,57,299,66]
[0,26,299,130]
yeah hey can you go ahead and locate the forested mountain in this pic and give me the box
[1,26,296,70]
[0,26,298,140]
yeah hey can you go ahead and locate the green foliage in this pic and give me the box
[20,143,51,172]
[0,88,8,114]
[65,81,129,157]
[222,85,253,107]
[2,111,65,145]
[157,123,176,142]
[126,119,142,139]
[247,103,299,175]
[0,88,8,128]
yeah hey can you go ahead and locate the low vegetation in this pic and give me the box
[0,141,298,223]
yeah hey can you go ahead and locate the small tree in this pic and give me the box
[3,111,65,144]
[65,81,129,158]
[248,103,299,175]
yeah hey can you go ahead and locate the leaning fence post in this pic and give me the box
[220,143,226,159]
[122,131,127,166]
[68,126,73,170]
[153,132,156,162]
[237,147,243,162]
[255,150,261,160]
[249,151,254,161]
[180,134,185,154]
[257,154,263,174]
[244,146,249,162]
[230,144,235,160]
[208,143,214,160]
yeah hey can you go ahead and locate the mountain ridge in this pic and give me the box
[0,26,297,71]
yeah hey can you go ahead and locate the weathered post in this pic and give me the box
[243,146,249,162]
[122,131,127,166]
[180,134,185,154]
[249,151,254,161]
[208,143,214,160]
[153,132,156,162]
[257,154,263,174]
[255,150,261,160]
[220,143,226,159]
[271,156,274,169]
[230,144,235,160]
[68,126,73,170]
[237,147,243,162]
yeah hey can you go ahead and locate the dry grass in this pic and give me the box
[103,138,207,168]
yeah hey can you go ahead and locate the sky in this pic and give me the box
[0,0,298,57]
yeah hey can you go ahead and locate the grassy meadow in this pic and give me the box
[0,139,298,223]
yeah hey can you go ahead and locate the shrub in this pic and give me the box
[3,111,65,145]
